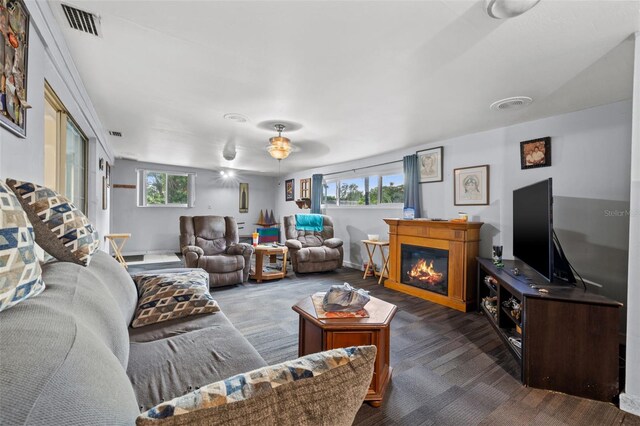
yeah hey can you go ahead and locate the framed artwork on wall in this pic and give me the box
[285,179,294,201]
[520,137,551,169]
[0,0,30,138]
[105,161,111,187]
[417,146,443,183]
[299,178,311,199]
[102,176,108,210]
[454,165,489,206]
[239,183,249,213]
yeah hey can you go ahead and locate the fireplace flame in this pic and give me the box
[408,259,444,285]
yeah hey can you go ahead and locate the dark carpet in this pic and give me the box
[128,262,640,425]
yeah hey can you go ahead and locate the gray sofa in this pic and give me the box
[0,250,267,424]
[284,214,344,273]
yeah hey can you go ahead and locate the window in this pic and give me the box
[322,172,404,207]
[137,170,195,207]
[44,82,88,212]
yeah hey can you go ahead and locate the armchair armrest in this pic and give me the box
[181,245,204,257]
[285,239,303,250]
[226,243,255,257]
[324,238,343,249]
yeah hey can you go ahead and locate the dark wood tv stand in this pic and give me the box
[477,258,622,402]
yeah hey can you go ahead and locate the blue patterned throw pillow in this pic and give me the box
[131,270,219,328]
[137,345,377,425]
[0,180,45,312]
[6,179,100,266]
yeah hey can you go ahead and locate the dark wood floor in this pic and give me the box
[129,263,640,425]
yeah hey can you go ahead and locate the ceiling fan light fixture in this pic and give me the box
[268,124,293,160]
[485,0,541,19]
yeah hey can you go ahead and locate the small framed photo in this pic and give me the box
[417,146,443,183]
[520,137,551,169]
[285,179,295,201]
[454,165,490,206]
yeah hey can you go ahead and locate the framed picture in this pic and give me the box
[0,0,30,138]
[239,183,249,213]
[520,137,551,169]
[299,178,311,199]
[417,146,443,183]
[102,176,108,210]
[454,165,489,206]
[285,179,294,201]
[105,161,111,187]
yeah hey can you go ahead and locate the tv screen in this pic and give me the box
[513,179,553,281]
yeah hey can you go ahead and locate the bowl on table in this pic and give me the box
[367,234,379,241]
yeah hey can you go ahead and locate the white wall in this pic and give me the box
[275,100,632,327]
[111,159,278,254]
[0,2,113,242]
[621,32,640,417]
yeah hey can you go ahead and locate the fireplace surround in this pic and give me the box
[384,219,483,312]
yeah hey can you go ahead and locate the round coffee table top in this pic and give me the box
[292,295,397,328]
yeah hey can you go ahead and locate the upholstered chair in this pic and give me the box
[179,216,254,287]
[284,214,344,273]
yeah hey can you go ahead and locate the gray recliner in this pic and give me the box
[179,216,254,287]
[284,214,344,273]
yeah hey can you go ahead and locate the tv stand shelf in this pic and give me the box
[477,258,621,402]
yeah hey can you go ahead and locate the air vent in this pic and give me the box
[490,96,533,111]
[61,4,101,37]
[109,130,123,137]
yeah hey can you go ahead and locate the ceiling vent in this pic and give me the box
[108,130,123,137]
[490,96,533,111]
[61,4,101,37]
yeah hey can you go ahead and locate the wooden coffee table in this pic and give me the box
[292,295,397,407]
[250,245,288,283]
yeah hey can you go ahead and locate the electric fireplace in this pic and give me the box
[383,219,483,312]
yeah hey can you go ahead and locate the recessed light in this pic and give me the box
[485,0,541,19]
[223,113,249,123]
[490,96,533,111]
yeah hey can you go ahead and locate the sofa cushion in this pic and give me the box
[0,180,45,312]
[197,254,244,274]
[127,311,267,411]
[297,246,342,263]
[0,258,137,425]
[6,179,100,266]
[88,250,138,324]
[131,270,220,328]
[136,346,376,426]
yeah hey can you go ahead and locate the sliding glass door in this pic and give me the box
[44,82,88,212]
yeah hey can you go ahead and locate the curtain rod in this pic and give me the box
[322,159,403,177]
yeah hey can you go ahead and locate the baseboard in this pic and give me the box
[620,392,640,416]
[121,250,179,256]
[343,261,363,270]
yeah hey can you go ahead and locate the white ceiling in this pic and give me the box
[52,1,639,175]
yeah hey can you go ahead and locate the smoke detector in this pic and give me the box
[490,96,533,111]
[223,113,249,123]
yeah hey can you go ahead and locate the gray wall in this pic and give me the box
[275,100,632,329]
[0,2,113,241]
[111,159,278,254]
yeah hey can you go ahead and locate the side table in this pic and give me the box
[250,245,288,283]
[362,240,390,284]
[292,295,397,407]
[105,233,131,268]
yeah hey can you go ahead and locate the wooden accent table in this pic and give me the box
[249,245,288,283]
[104,233,131,268]
[292,295,397,407]
[361,240,390,284]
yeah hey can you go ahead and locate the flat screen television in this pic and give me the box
[513,179,554,282]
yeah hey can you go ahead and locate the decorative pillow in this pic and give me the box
[5,179,100,266]
[0,180,45,312]
[131,270,219,328]
[137,345,376,426]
